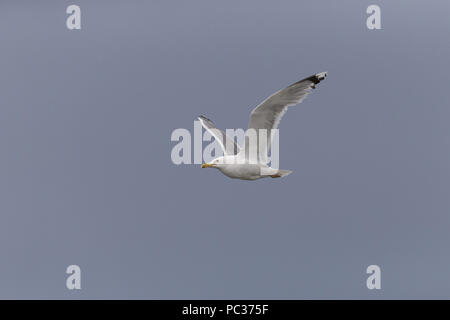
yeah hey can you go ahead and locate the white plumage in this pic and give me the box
[200,72,327,180]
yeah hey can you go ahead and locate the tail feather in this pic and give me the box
[270,169,292,178]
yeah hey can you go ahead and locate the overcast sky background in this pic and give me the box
[0,0,449,299]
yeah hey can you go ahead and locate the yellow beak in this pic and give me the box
[201,163,214,168]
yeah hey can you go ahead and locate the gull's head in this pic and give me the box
[201,157,225,169]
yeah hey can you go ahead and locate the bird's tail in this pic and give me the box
[270,169,292,178]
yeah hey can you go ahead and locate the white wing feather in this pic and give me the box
[198,115,240,156]
[244,72,327,163]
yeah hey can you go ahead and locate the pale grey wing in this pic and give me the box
[245,72,327,163]
[198,115,240,155]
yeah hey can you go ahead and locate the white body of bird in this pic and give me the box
[201,156,292,180]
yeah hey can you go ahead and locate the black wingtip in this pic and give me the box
[306,71,328,85]
[289,71,328,89]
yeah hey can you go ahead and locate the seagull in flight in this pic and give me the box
[199,72,327,180]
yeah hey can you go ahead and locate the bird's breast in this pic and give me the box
[218,164,263,180]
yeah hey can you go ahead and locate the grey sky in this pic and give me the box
[0,0,449,299]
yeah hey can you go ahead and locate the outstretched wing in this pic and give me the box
[198,115,240,155]
[245,72,327,163]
